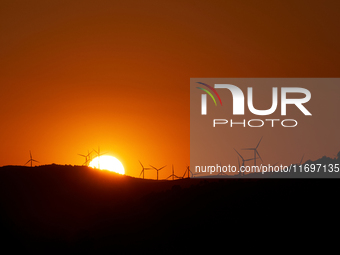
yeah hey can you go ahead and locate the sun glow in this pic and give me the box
[89,155,125,174]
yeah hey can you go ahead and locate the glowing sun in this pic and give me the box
[89,155,125,174]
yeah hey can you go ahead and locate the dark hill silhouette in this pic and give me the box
[241,151,340,178]
[0,157,339,253]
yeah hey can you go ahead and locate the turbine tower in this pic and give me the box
[182,166,193,178]
[291,154,305,167]
[166,165,180,180]
[150,165,166,180]
[217,162,227,176]
[242,136,263,167]
[237,156,241,176]
[25,151,39,167]
[299,154,305,165]
[93,146,106,169]
[139,160,151,179]
[234,149,256,176]
[262,162,279,174]
[78,150,93,166]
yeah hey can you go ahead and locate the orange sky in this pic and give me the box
[1,1,339,178]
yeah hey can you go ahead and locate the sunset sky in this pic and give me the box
[1,1,339,178]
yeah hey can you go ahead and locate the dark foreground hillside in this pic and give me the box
[0,163,339,253]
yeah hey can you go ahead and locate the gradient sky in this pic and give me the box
[1,1,339,178]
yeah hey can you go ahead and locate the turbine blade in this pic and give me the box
[256,136,263,149]
[256,150,263,162]
[32,160,39,163]
[24,160,30,165]
[159,165,166,170]
[234,148,244,160]
[149,165,157,170]
[299,154,305,165]
[138,160,144,168]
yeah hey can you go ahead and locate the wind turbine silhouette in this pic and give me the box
[25,151,39,167]
[217,162,227,176]
[272,161,279,168]
[242,136,263,167]
[182,166,193,178]
[237,156,241,176]
[166,165,180,180]
[93,146,106,169]
[261,161,279,174]
[139,160,151,179]
[299,154,305,165]
[78,150,93,166]
[182,166,203,178]
[150,165,166,180]
[234,149,256,176]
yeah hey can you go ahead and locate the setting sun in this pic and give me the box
[89,155,125,175]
